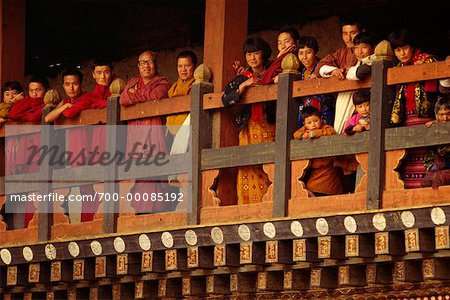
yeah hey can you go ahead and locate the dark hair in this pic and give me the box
[29,76,50,90]
[62,68,83,83]
[297,36,319,53]
[177,50,198,66]
[278,26,300,43]
[340,18,364,32]
[353,32,377,47]
[353,89,371,105]
[243,36,272,65]
[2,81,23,94]
[435,95,450,117]
[93,59,113,71]
[301,106,321,122]
[388,28,414,50]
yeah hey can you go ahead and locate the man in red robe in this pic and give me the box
[45,66,112,222]
[120,50,171,214]
[5,76,49,228]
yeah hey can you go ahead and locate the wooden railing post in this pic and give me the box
[273,54,301,217]
[189,64,213,225]
[367,41,394,209]
[103,95,121,233]
[38,107,54,241]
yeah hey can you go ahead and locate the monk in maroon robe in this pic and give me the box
[5,77,49,228]
[45,65,114,222]
[120,50,171,213]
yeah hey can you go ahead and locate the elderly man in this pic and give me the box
[120,50,171,214]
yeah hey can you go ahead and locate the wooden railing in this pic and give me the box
[0,58,449,246]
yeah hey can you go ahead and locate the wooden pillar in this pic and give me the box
[103,95,121,233]
[203,0,248,148]
[203,0,248,205]
[366,59,392,209]
[367,41,394,209]
[0,0,25,86]
[203,0,248,93]
[38,108,54,241]
[189,65,213,225]
[273,54,300,217]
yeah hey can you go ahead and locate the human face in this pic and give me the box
[354,43,374,61]
[138,51,156,81]
[28,82,46,98]
[436,107,450,123]
[63,75,82,99]
[177,57,195,82]
[92,65,112,86]
[355,101,370,118]
[245,51,264,71]
[342,25,360,48]
[277,32,295,53]
[304,114,323,130]
[298,46,316,69]
[3,90,20,104]
[394,45,414,64]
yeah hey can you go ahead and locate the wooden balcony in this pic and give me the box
[0,58,448,299]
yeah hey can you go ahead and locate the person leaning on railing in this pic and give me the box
[222,36,276,205]
[44,67,115,223]
[120,50,172,214]
[314,19,362,134]
[343,89,371,136]
[3,76,49,229]
[388,28,439,189]
[296,36,335,128]
[166,50,197,149]
[422,96,450,189]
[0,81,24,122]
[165,50,198,210]
[293,106,343,197]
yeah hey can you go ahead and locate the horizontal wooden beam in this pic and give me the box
[120,95,190,121]
[293,76,371,98]
[290,132,369,160]
[202,84,278,110]
[4,165,105,193]
[0,205,446,263]
[117,153,191,179]
[201,143,275,170]
[2,123,448,194]
[54,109,106,128]
[0,121,41,137]
[387,61,450,85]
[385,122,450,150]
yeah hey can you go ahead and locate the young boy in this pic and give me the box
[293,107,343,196]
[344,89,371,135]
[422,96,450,188]
[330,32,377,135]
[346,33,377,81]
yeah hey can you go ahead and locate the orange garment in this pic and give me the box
[293,124,335,140]
[166,77,194,135]
[237,114,275,204]
[293,125,343,195]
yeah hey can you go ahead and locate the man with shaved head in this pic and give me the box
[120,50,171,214]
